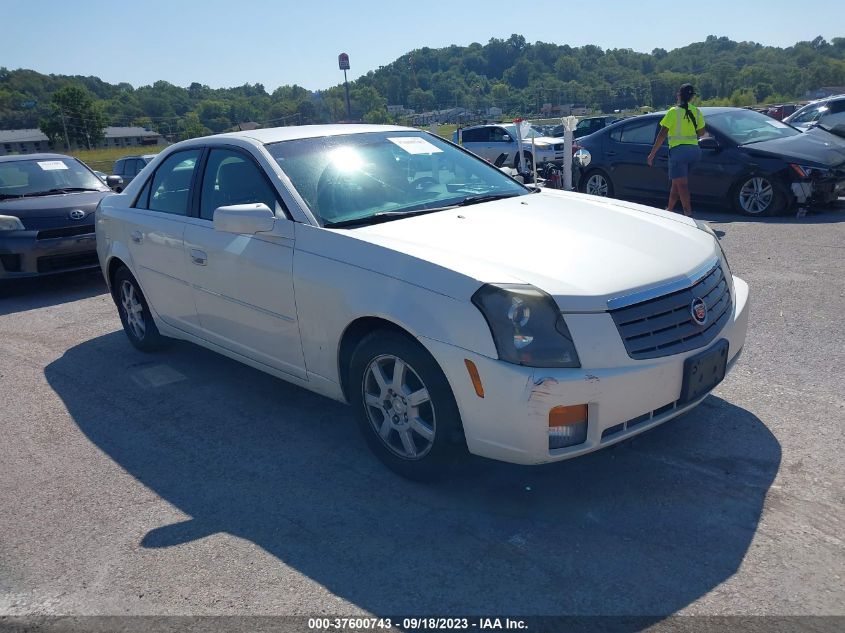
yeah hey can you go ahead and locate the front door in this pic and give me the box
[183,147,306,379]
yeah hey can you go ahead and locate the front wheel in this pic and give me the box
[580,169,614,197]
[349,331,466,480]
[732,175,787,216]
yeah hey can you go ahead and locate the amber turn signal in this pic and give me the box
[549,404,588,427]
[464,359,485,398]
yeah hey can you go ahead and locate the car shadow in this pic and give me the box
[45,333,781,620]
[0,269,107,316]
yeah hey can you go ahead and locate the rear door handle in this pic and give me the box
[190,249,207,266]
[130,230,143,244]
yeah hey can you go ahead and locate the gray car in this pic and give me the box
[0,153,114,279]
[784,95,845,132]
[111,154,157,192]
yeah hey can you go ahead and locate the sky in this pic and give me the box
[1,0,842,93]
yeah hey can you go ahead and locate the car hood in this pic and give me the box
[741,128,845,167]
[529,136,564,147]
[0,190,109,229]
[343,190,718,312]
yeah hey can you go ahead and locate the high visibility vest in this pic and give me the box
[662,106,703,148]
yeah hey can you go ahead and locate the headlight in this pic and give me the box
[790,164,833,179]
[0,215,25,231]
[472,284,581,368]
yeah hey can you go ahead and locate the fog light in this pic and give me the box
[549,404,588,449]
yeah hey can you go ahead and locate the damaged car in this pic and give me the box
[575,107,845,215]
[96,125,749,479]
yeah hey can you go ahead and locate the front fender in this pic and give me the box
[292,248,497,385]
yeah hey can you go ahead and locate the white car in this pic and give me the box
[455,123,566,169]
[96,124,749,479]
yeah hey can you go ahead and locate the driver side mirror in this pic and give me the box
[699,136,719,151]
[106,175,123,190]
[213,203,275,235]
[502,134,512,142]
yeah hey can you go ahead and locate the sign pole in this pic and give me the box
[343,69,351,120]
[338,53,352,121]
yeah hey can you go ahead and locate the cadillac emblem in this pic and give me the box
[690,298,708,325]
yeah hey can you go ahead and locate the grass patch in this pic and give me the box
[69,146,165,173]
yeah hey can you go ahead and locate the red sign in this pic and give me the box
[338,53,350,70]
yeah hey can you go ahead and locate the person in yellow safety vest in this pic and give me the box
[647,84,706,217]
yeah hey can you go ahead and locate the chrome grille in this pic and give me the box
[610,264,732,360]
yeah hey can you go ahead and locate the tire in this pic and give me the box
[731,175,787,216]
[112,266,167,352]
[349,330,466,481]
[580,169,614,197]
[514,151,534,172]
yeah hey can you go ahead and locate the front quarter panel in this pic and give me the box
[292,224,498,387]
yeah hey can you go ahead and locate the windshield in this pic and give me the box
[706,109,801,145]
[265,131,528,226]
[0,157,106,198]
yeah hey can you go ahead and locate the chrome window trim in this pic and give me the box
[607,257,720,311]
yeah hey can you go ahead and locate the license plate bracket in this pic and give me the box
[679,339,729,404]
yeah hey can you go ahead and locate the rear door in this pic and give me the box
[123,148,202,332]
[182,146,306,379]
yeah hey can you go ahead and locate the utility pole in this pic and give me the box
[59,107,70,150]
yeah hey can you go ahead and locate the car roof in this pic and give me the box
[215,123,417,145]
[0,153,77,164]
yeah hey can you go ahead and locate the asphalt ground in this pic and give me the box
[0,203,843,623]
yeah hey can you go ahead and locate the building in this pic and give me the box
[0,126,165,156]
[0,129,51,156]
[102,127,164,148]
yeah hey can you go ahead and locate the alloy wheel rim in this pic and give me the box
[362,354,435,460]
[739,177,773,214]
[587,174,608,196]
[120,280,146,340]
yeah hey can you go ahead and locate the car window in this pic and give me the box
[619,120,658,144]
[461,128,487,143]
[114,159,124,176]
[147,149,201,216]
[489,127,510,142]
[790,105,824,124]
[199,149,279,221]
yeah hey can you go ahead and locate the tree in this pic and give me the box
[178,112,210,140]
[39,85,106,149]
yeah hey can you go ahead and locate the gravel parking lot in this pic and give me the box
[1,205,843,622]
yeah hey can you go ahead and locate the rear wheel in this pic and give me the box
[112,266,167,352]
[580,169,614,197]
[732,175,787,216]
[349,330,465,480]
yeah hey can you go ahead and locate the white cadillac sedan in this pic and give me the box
[96,124,749,479]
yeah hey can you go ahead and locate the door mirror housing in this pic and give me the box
[106,175,123,189]
[699,136,719,151]
[502,134,512,142]
[213,203,275,234]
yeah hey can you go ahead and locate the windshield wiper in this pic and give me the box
[455,192,523,206]
[323,208,442,228]
[21,187,102,197]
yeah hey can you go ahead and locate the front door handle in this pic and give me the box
[130,230,143,244]
[190,249,207,266]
